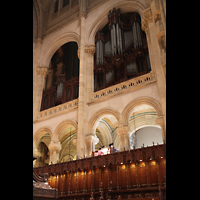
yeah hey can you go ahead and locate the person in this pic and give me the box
[98,148,104,155]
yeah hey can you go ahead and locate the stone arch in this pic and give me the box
[54,119,78,142]
[88,107,120,136]
[41,32,80,67]
[121,97,163,126]
[87,0,145,44]
[33,127,53,149]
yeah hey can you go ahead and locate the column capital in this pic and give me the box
[117,124,130,136]
[141,6,153,32]
[36,66,48,78]
[85,44,96,55]
[48,141,61,151]
[85,135,99,144]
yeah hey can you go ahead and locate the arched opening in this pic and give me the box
[128,104,163,149]
[40,41,79,111]
[94,8,151,92]
[94,114,120,153]
[57,124,77,162]
[35,133,51,167]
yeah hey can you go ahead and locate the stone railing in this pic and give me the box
[90,72,156,103]
[36,99,78,121]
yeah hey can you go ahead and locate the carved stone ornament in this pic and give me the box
[153,9,161,23]
[85,44,96,55]
[156,31,166,50]
[36,66,48,77]
[141,6,153,32]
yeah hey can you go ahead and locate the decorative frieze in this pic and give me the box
[89,72,156,103]
[36,99,78,121]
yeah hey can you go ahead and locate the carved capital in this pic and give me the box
[156,31,166,50]
[36,66,48,78]
[85,44,96,55]
[153,9,161,23]
[79,12,87,18]
[143,6,153,23]
[141,6,153,32]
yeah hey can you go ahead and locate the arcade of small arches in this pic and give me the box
[33,98,164,167]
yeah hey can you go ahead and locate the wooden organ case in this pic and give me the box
[94,8,151,92]
[34,144,166,200]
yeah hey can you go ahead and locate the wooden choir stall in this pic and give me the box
[34,144,166,200]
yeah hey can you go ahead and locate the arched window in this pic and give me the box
[41,42,79,111]
[94,8,151,92]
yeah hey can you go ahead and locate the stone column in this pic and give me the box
[48,140,61,164]
[85,44,96,101]
[141,5,166,134]
[76,9,87,159]
[33,140,41,167]
[33,66,48,120]
[85,135,99,157]
[117,125,130,151]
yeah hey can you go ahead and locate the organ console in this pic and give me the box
[34,144,166,199]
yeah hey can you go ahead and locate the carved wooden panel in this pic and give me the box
[138,162,147,186]
[119,164,127,189]
[129,163,137,187]
[148,161,158,186]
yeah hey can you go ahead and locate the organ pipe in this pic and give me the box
[112,24,117,55]
[119,26,122,54]
[136,22,142,47]
[132,22,142,48]
[99,40,103,64]
[111,27,114,56]
[116,23,120,54]
[96,40,100,65]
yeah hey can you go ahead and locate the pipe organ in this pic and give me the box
[34,144,166,200]
[94,8,151,92]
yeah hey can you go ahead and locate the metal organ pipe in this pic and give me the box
[119,26,122,54]
[132,22,142,48]
[136,22,142,47]
[111,27,114,56]
[116,23,120,54]
[133,22,138,48]
[112,24,117,55]
[96,40,100,65]
[99,40,103,64]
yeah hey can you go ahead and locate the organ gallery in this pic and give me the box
[33,0,166,199]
